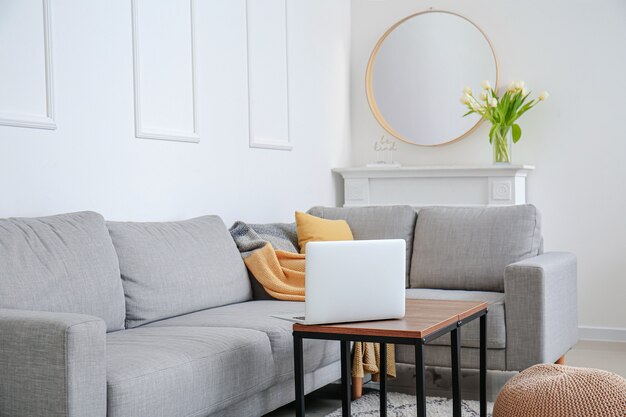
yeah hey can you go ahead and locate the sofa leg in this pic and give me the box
[555,355,565,365]
[352,377,363,399]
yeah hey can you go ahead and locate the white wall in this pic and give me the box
[0,0,351,225]
[2,0,624,336]
[351,0,626,334]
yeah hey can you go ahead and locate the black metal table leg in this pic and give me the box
[415,340,426,417]
[380,342,387,417]
[340,340,352,416]
[451,327,461,417]
[293,333,305,417]
[480,314,487,417]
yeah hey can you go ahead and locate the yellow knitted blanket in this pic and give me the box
[245,243,306,301]
[244,242,395,379]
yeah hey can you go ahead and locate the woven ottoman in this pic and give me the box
[494,364,626,417]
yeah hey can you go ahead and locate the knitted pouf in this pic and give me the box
[493,364,626,417]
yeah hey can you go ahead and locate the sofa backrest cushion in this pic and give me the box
[107,216,252,328]
[307,206,417,286]
[410,205,542,292]
[0,211,126,331]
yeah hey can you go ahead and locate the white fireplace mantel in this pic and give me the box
[333,165,535,207]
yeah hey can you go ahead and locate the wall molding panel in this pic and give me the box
[0,0,56,130]
[131,0,199,143]
[246,0,291,150]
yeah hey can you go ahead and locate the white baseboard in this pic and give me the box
[578,326,626,343]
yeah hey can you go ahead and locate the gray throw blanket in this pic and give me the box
[229,221,300,256]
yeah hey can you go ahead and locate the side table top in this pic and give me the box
[293,299,487,339]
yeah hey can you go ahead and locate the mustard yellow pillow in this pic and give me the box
[295,211,354,254]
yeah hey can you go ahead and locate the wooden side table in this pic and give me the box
[292,299,489,417]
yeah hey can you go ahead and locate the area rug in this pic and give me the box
[326,392,493,417]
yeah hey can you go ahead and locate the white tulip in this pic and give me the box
[463,86,473,95]
[489,97,498,108]
[460,95,470,105]
[515,80,525,90]
[481,80,491,90]
[480,91,488,101]
[521,88,528,96]
[470,101,483,111]
[538,91,550,101]
[507,82,517,92]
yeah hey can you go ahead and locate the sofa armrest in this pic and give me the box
[504,252,578,371]
[0,309,107,417]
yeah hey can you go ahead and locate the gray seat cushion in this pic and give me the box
[410,205,542,292]
[307,206,417,286]
[106,326,274,417]
[107,216,252,328]
[0,211,125,331]
[406,288,506,349]
[396,345,507,371]
[146,300,340,382]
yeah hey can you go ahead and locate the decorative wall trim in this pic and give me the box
[579,326,626,343]
[131,0,199,143]
[249,135,293,151]
[246,0,291,151]
[0,0,56,130]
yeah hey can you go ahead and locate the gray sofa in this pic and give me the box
[308,205,578,376]
[0,212,340,417]
[0,204,578,417]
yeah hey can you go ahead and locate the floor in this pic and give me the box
[567,340,626,377]
[264,340,626,417]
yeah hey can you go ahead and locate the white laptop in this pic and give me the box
[272,239,406,325]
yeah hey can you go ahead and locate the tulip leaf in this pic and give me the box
[489,124,497,144]
[512,124,522,143]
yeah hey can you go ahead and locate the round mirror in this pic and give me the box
[366,11,498,146]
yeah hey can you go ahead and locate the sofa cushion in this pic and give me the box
[107,216,252,328]
[295,211,354,253]
[0,211,125,331]
[146,300,340,382]
[395,345,507,371]
[308,205,417,286]
[405,288,506,349]
[106,326,273,417]
[410,205,542,292]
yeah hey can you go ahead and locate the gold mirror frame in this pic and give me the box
[365,10,499,147]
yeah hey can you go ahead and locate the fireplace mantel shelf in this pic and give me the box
[332,165,535,207]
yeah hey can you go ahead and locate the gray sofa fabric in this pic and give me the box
[107,216,252,328]
[405,288,506,349]
[308,205,417,286]
[396,345,507,371]
[0,211,126,331]
[410,205,542,292]
[504,252,578,370]
[0,309,106,417]
[146,300,340,382]
[106,326,274,417]
[210,361,341,417]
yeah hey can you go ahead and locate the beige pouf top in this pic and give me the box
[494,364,626,417]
